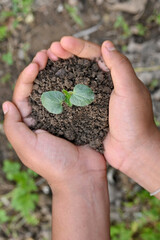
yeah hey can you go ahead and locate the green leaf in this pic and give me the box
[136,23,147,36]
[0,26,7,41]
[154,118,160,127]
[0,209,9,223]
[27,168,38,177]
[2,52,13,66]
[41,91,65,114]
[3,160,21,181]
[25,214,39,225]
[11,187,38,215]
[70,84,94,106]
[65,4,83,26]
[0,73,11,84]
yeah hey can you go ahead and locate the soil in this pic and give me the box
[29,56,113,152]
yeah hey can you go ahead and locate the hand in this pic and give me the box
[3,37,107,193]
[101,41,160,196]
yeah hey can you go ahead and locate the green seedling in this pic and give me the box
[156,13,160,25]
[0,209,9,224]
[2,52,13,66]
[114,15,131,38]
[0,26,7,41]
[149,79,159,90]
[0,73,11,84]
[41,84,94,114]
[2,160,39,225]
[154,117,160,127]
[0,11,15,22]
[65,4,84,26]
[111,189,160,240]
[12,0,34,15]
[136,23,147,36]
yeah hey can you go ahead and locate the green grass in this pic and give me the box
[154,118,160,127]
[136,23,147,36]
[2,160,39,226]
[0,26,7,41]
[149,79,159,90]
[0,0,34,44]
[111,190,160,239]
[0,209,9,224]
[0,73,11,84]
[65,4,83,26]
[114,15,131,38]
[12,0,34,15]
[2,52,13,66]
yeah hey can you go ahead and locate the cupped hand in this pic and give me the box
[3,37,107,192]
[101,41,159,175]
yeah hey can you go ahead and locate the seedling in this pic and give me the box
[0,26,7,41]
[2,160,39,225]
[114,15,131,38]
[2,52,13,66]
[136,23,147,37]
[41,84,95,114]
[64,4,84,26]
[0,73,11,84]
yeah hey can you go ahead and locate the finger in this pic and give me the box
[32,50,48,70]
[47,49,59,61]
[13,62,39,118]
[101,41,141,96]
[3,102,36,156]
[49,41,73,59]
[60,36,101,59]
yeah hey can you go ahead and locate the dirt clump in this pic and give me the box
[29,56,113,152]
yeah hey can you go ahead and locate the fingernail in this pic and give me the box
[104,42,116,51]
[2,102,8,114]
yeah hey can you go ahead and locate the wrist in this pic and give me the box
[51,172,110,240]
[50,170,107,196]
[122,128,160,198]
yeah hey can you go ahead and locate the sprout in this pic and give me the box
[41,84,95,114]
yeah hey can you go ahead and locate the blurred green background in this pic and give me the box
[0,0,160,239]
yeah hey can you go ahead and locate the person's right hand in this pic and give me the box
[101,41,160,196]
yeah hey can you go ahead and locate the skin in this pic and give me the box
[2,36,160,238]
[49,37,160,198]
[3,37,110,240]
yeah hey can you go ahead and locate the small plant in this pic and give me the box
[0,73,11,84]
[136,23,147,36]
[2,160,39,225]
[2,52,13,66]
[154,117,160,127]
[0,26,7,41]
[155,13,160,25]
[114,15,131,38]
[12,0,34,15]
[41,84,95,114]
[111,189,160,239]
[0,209,9,224]
[149,79,159,90]
[0,11,15,23]
[64,4,84,26]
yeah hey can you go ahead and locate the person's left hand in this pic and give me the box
[3,37,107,193]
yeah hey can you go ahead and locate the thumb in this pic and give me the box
[101,41,141,96]
[2,101,36,150]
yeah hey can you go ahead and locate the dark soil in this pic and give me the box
[29,56,113,152]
